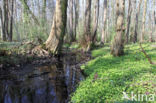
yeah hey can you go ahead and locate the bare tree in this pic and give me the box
[82,0,92,51]
[9,0,14,41]
[73,0,79,41]
[45,0,68,54]
[101,0,107,44]
[0,0,14,41]
[92,0,100,43]
[141,0,147,43]
[42,0,47,24]
[154,11,156,25]
[69,0,74,41]
[133,0,143,43]
[20,0,40,25]
[125,0,132,43]
[111,0,125,56]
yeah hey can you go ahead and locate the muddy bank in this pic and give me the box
[0,51,91,103]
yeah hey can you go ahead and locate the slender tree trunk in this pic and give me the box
[0,0,9,41]
[130,0,136,42]
[83,0,92,51]
[148,13,153,42]
[153,1,156,41]
[141,0,147,43]
[92,0,100,43]
[41,0,47,35]
[20,0,40,25]
[150,0,156,42]
[154,11,156,25]
[133,0,142,43]
[101,0,107,44]
[42,0,47,24]
[4,0,9,40]
[111,0,125,56]
[21,0,29,24]
[0,8,5,40]
[9,0,14,41]
[73,0,79,41]
[69,0,74,42]
[125,0,132,43]
[45,0,68,54]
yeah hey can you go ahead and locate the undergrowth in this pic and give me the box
[71,43,156,103]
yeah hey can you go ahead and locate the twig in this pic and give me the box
[139,43,156,65]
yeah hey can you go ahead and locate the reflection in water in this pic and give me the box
[0,55,83,103]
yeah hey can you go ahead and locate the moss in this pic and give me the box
[71,43,156,102]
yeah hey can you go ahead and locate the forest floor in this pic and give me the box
[0,42,156,102]
[0,41,47,71]
[0,41,92,103]
[0,41,91,77]
[71,43,156,102]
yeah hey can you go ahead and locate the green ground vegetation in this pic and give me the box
[71,43,156,103]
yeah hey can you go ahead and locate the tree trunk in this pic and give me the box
[130,0,136,42]
[4,0,9,40]
[125,0,132,43]
[149,1,156,42]
[111,0,125,57]
[153,1,156,41]
[83,0,92,51]
[69,0,74,42]
[154,11,156,25]
[141,0,147,43]
[73,0,79,41]
[9,0,14,41]
[41,0,47,35]
[42,0,47,25]
[0,8,5,40]
[133,0,142,43]
[0,0,9,41]
[20,0,40,25]
[45,0,68,54]
[101,0,107,44]
[92,0,100,43]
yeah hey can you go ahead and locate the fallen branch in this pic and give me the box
[139,43,156,65]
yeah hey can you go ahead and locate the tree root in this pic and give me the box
[32,45,49,57]
[139,43,156,65]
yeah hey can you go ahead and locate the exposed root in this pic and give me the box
[32,45,49,57]
[139,43,156,65]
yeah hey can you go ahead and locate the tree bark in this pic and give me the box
[69,0,74,42]
[45,0,68,54]
[42,0,47,25]
[0,7,5,40]
[141,0,147,43]
[92,0,100,43]
[111,0,125,56]
[83,0,92,51]
[125,0,132,43]
[0,0,9,41]
[20,0,40,25]
[101,0,107,44]
[73,0,79,41]
[154,11,156,25]
[130,0,136,42]
[133,0,142,43]
[9,0,14,41]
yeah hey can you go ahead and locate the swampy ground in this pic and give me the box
[0,42,156,103]
[0,42,91,103]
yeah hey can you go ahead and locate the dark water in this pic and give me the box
[0,55,84,103]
